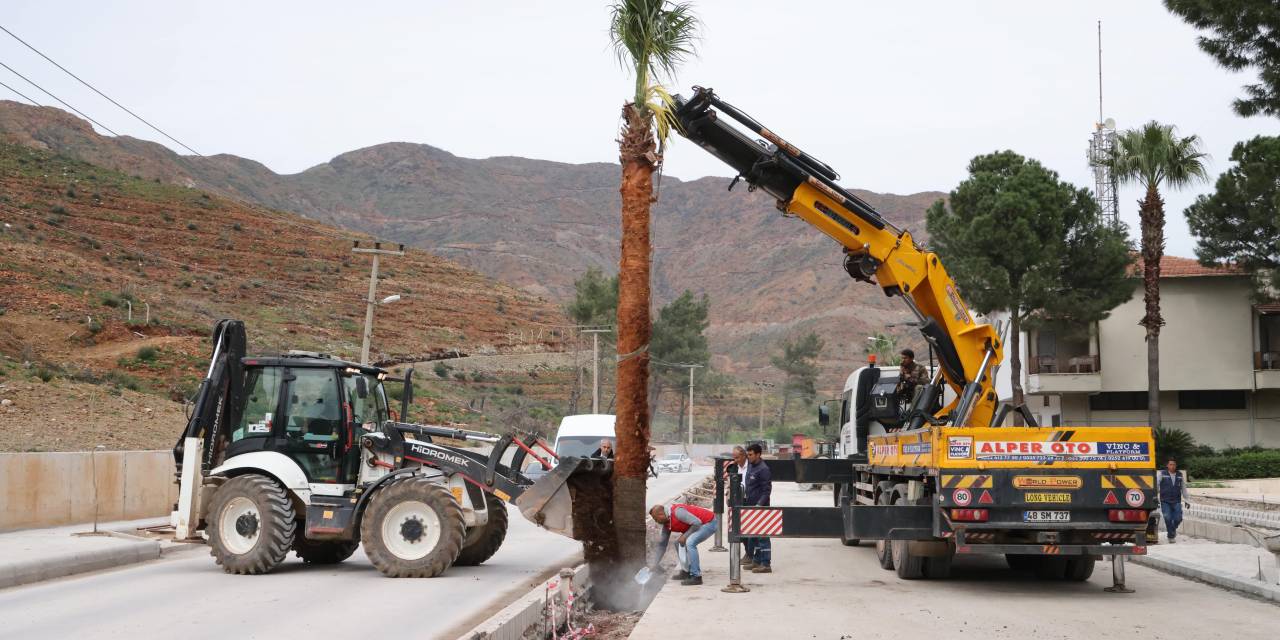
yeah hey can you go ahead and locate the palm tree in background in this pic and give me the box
[606,0,699,581]
[1109,121,1208,429]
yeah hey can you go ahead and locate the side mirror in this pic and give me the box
[818,404,830,427]
[354,376,368,399]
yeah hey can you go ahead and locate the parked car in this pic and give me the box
[655,452,693,473]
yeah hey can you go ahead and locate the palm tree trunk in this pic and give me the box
[613,102,655,585]
[1009,311,1024,426]
[1139,186,1165,429]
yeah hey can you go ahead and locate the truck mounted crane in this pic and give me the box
[675,87,1155,582]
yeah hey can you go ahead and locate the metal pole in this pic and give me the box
[592,332,600,414]
[722,471,749,593]
[688,365,700,447]
[360,253,379,365]
[711,456,727,552]
[1105,554,1134,593]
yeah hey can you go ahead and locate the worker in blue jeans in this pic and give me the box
[1157,458,1190,543]
[649,503,718,586]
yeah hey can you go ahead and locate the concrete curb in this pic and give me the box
[1129,553,1280,603]
[459,563,590,640]
[0,536,162,590]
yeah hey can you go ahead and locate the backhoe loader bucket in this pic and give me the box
[514,456,612,538]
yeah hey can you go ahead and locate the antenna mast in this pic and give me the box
[1088,20,1120,229]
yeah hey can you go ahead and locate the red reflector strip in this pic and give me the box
[950,508,989,522]
[1108,509,1147,522]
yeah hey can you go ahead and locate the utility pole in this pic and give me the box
[683,364,703,447]
[352,241,404,364]
[755,381,775,440]
[582,327,612,414]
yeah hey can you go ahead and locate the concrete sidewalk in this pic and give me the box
[0,517,198,589]
[631,485,1280,640]
[1132,534,1280,602]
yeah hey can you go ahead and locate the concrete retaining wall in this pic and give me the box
[0,450,176,532]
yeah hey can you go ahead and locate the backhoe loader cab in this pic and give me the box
[172,320,603,578]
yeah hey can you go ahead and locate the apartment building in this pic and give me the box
[990,256,1280,449]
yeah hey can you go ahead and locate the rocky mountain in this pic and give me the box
[0,101,943,389]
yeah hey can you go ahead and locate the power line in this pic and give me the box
[0,77,40,106]
[0,24,201,156]
[0,60,119,135]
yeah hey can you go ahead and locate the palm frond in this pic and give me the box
[608,0,701,115]
[1108,120,1208,192]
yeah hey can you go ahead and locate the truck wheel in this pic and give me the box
[875,492,894,570]
[454,493,508,566]
[361,476,464,578]
[1033,556,1068,580]
[891,496,924,580]
[1064,557,1096,582]
[293,538,359,565]
[924,548,954,579]
[1005,554,1037,572]
[207,474,297,575]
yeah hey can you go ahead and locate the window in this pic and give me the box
[1178,390,1247,410]
[285,368,342,442]
[232,367,282,442]
[1088,392,1148,411]
[343,374,388,432]
[840,389,853,427]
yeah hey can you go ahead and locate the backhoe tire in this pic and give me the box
[361,476,464,578]
[834,484,860,547]
[891,496,924,580]
[875,492,895,570]
[1064,557,1096,582]
[454,493,509,566]
[293,538,359,565]
[207,474,297,575]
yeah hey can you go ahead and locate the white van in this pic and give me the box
[553,414,616,458]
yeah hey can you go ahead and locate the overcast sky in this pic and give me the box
[3,1,1273,257]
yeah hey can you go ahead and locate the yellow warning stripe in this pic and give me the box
[941,474,994,489]
[1101,475,1153,489]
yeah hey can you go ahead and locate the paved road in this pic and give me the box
[0,468,708,640]
[632,484,1280,640]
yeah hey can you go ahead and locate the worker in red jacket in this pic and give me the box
[649,502,718,586]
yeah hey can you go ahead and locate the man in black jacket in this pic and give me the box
[744,442,773,573]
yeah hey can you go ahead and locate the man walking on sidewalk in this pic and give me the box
[745,443,773,573]
[650,502,719,586]
[1157,458,1190,543]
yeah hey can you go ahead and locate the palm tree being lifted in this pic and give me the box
[1109,121,1208,430]
[607,0,700,584]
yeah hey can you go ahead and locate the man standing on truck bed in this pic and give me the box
[650,503,718,586]
[1157,458,1190,543]
[745,442,773,573]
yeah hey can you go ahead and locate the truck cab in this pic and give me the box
[834,363,950,458]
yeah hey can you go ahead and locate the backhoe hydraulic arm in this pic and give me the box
[672,87,1004,427]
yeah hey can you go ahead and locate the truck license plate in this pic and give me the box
[1023,510,1070,522]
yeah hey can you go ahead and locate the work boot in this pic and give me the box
[672,570,690,580]
[681,575,703,586]
[751,565,772,573]
[739,556,754,566]
[1169,536,1177,544]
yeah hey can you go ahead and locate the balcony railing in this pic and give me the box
[1027,354,1100,375]
[1257,351,1280,370]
